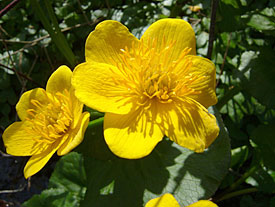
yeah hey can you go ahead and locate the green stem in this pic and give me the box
[214,165,259,202]
[227,165,259,193]
[88,117,104,127]
[216,187,258,202]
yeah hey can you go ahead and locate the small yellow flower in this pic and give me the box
[145,193,218,207]
[72,19,219,159]
[3,66,90,178]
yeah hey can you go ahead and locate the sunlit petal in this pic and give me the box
[57,112,90,156]
[85,20,139,65]
[24,139,63,179]
[186,200,218,207]
[145,193,180,207]
[2,121,47,156]
[158,98,219,152]
[46,65,72,94]
[141,18,196,66]
[72,62,135,114]
[104,107,163,159]
[16,88,48,121]
[176,55,217,108]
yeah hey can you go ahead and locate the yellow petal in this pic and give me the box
[85,20,139,65]
[46,65,72,94]
[16,88,48,121]
[145,193,180,207]
[72,62,135,114]
[181,55,217,108]
[24,139,62,178]
[141,18,196,66]
[159,98,219,153]
[57,112,90,156]
[104,107,163,159]
[186,200,218,207]
[2,121,47,156]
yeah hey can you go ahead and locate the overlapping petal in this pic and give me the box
[57,112,90,156]
[72,62,135,114]
[104,107,163,159]
[157,98,219,153]
[85,20,139,65]
[141,18,196,65]
[16,88,48,121]
[24,138,63,178]
[46,65,72,94]
[2,121,47,156]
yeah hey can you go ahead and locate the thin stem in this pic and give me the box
[0,63,42,87]
[216,188,258,202]
[207,0,219,59]
[0,18,103,61]
[216,32,232,87]
[214,165,259,201]
[88,117,104,127]
[0,0,21,17]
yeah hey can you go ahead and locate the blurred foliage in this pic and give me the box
[0,0,275,206]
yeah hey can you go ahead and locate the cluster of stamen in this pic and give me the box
[25,89,73,144]
[110,37,204,109]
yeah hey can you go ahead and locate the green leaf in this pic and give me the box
[246,167,275,193]
[247,8,275,34]
[80,107,231,207]
[231,146,249,168]
[251,123,275,170]
[23,152,86,207]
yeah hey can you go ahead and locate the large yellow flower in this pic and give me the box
[2,66,90,178]
[72,19,219,159]
[145,193,218,207]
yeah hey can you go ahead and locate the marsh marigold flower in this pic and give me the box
[145,193,218,207]
[72,19,219,159]
[3,66,90,178]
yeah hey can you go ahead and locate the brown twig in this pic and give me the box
[0,0,21,17]
[0,150,13,157]
[206,0,219,59]
[77,0,92,26]
[0,32,24,86]
[0,18,103,61]
[216,32,232,87]
[0,184,26,194]
[0,63,42,87]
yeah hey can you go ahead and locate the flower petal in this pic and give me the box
[181,55,217,108]
[57,112,90,156]
[104,107,163,159]
[145,193,180,207]
[141,18,196,65]
[2,121,47,156]
[85,20,139,65]
[158,98,219,153]
[186,200,218,207]
[72,62,135,114]
[46,65,72,94]
[16,88,48,121]
[24,139,62,178]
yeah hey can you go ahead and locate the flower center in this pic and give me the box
[25,89,73,144]
[110,38,203,109]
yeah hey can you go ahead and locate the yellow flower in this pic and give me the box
[72,19,219,159]
[2,66,90,178]
[145,193,218,207]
